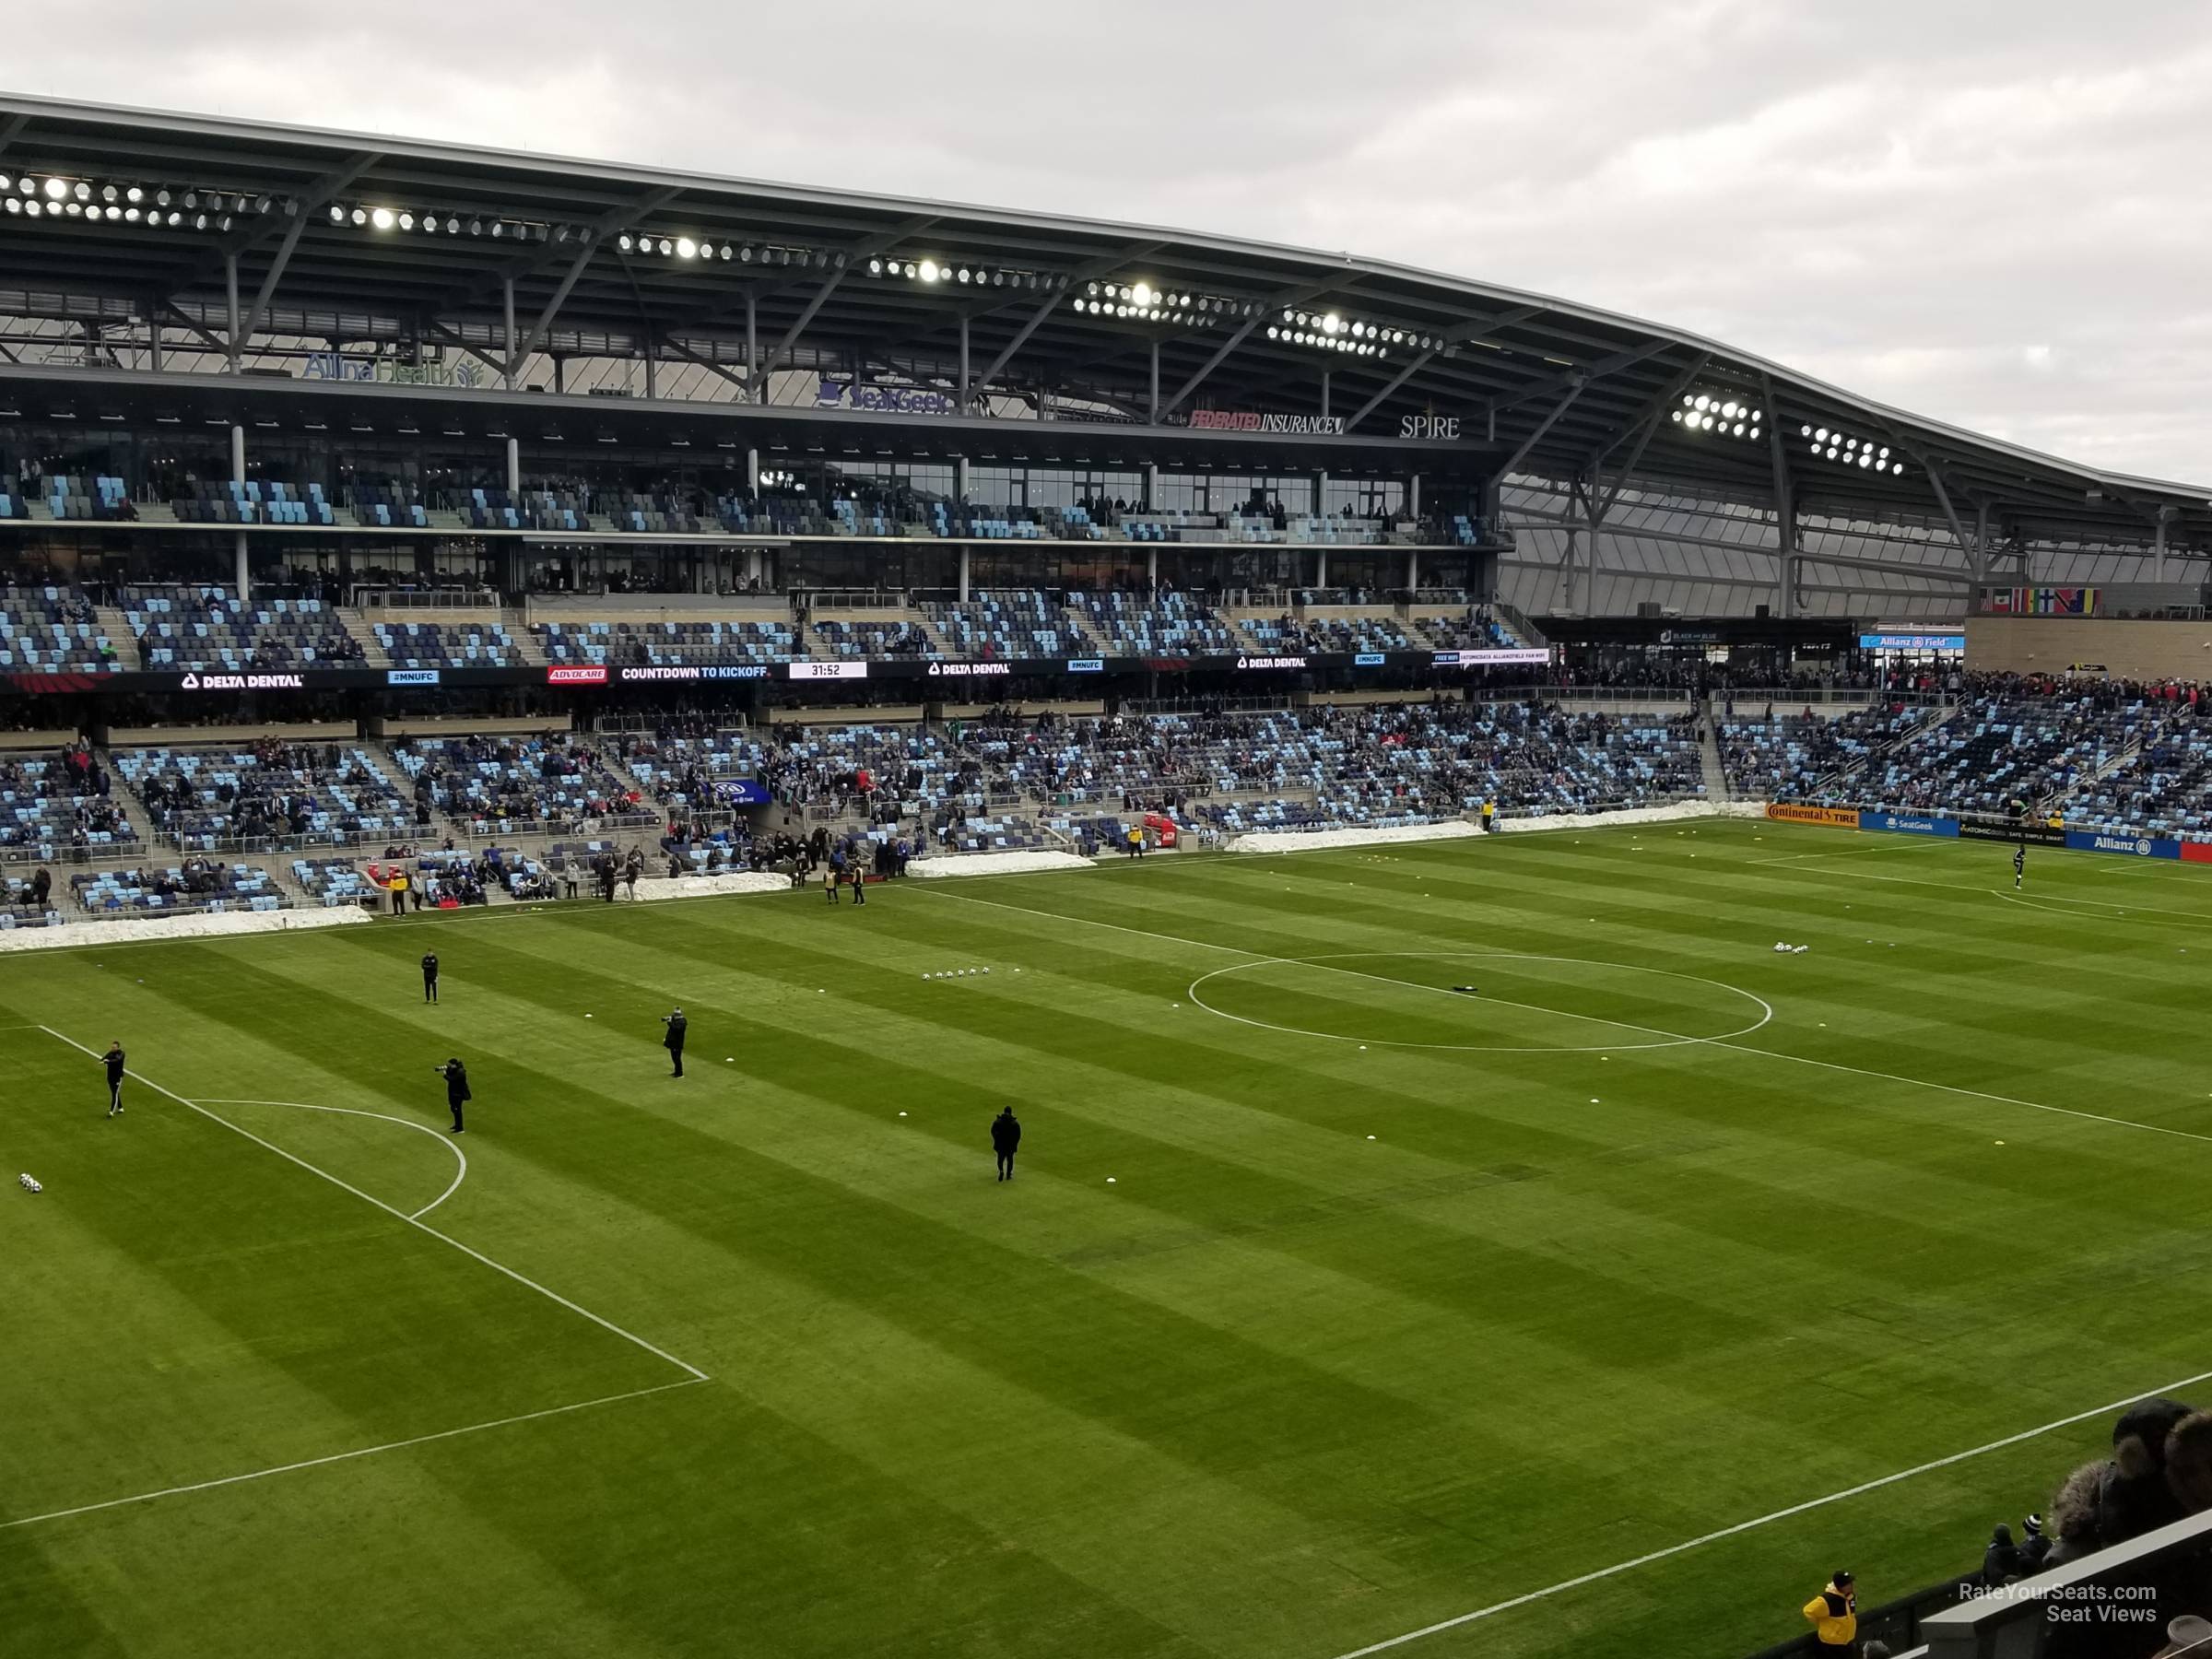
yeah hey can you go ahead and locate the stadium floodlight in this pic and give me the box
[100,183,118,204]
[398,211,415,231]
[918,259,941,282]
[720,242,735,260]
[21,200,38,217]
[618,232,634,252]
[73,181,90,202]
[329,204,346,224]
[676,236,698,258]
[371,207,395,230]
[42,178,66,200]
[2,199,16,216]
[350,206,367,226]
[155,189,171,206]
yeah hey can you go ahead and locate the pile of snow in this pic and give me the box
[1224,821,1478,854]
[909,850,1092,878]
[1498,800,1767,835]
[1771,942,1810,954]
[632,871,792,902]
[0,906,372,954]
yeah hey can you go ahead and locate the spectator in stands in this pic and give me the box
[1801,1571,1855,1652]
[2018,1512,2052,1572]
[2163,1410,2212,1515]
[2102,1399,2195,1544]
[1981,1523,2023,1586]
[2045,1462,2107,1569]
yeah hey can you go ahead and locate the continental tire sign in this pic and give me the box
[1765,803,1861,829]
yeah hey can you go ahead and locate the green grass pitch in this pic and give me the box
[5,820,2209,1659]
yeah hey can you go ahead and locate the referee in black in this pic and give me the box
[421,950,441,1004]
[103,1039,126,1117]
[663,1006,688,1077]
[433,1057,470,1133]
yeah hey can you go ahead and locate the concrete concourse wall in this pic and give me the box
[1966,618,2212,681]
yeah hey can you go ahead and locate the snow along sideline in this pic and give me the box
[1222,799,1768,854]
[0,803,1763,951]
[0,904,374,953]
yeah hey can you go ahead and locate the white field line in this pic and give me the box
[919,888,2212,1150]
[38,1027,708,1382]
[1324,1362,2212,1658]
[1746,840,1946,867]
[0,1377,706,1533]
[195,1099,467,1220]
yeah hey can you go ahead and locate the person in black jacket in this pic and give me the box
[991,1106,1021,1181]
[102,1039,126,1117]
[421,950,440,1004]
[433,1058,470,1133]
[2016,1513,2051,1571]
[1981,1522,2021,1586]
[663,1007,687,1077]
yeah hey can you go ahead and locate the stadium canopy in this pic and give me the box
[0,92,2205,569]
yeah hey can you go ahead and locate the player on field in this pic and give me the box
[433,1057,471,1133]
[663,1006,688,1077]
[102,1040,126,1117]
[992,1106,1022,1182]
[2014,843,2026,889]
[421,950,441,1004]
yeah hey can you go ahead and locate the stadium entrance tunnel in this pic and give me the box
[1186,950,1771,1053]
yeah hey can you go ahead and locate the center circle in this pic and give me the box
[1186,950,1772,1053]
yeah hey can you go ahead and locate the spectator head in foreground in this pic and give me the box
[2101,1397,2195,1543]
[2163,1410,2212,1515]
[2047,1460,2107,1568]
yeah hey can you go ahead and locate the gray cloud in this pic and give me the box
[23,0,2211,482]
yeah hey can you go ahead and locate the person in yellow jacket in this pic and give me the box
[1802,1570,1855,1650]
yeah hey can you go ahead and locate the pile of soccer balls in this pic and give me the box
[18,1172,41,1194]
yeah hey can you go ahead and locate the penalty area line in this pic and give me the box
[1325,1360,2212,1658]
[0,1377,706,1532]
[37,1027,709,1383]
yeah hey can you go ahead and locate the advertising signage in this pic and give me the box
[3,645,1566,700]
[1860,633,1966,652]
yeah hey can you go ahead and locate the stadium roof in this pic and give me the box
[0,92,2205,553]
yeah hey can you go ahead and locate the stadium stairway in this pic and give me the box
[1699,710,1733,802]
[1054,601,1112,655]
[93,604,142,668]
[337,611,394,669]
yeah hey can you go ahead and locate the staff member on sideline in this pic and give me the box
[991,1106,1022,1182]
[433,1058,471,1134]
[102,1040,127,1117]
[1801,1571,1855,1652]
[663,1007,688,1077]
[421,950,441,1004]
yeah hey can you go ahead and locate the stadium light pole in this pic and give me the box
[502,277,517,392]
[1760,373,1794,618]
[223,253,241,373]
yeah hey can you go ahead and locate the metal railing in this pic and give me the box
[352,586,501,612]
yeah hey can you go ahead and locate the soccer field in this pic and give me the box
[5,820,2208,1659]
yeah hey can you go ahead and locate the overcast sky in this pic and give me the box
[25,1,2211,482]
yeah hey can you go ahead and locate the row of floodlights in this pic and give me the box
[334,203,548,241]
[870,258,1060,290]
[618,231,843,266]
[1803,424,1905,473]
[1,172,273,229]
[1675,393,1762,439]
[1278,310,1438,350]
